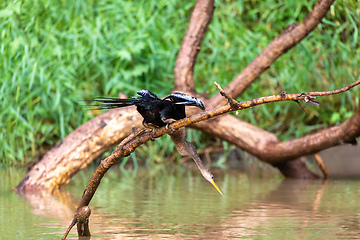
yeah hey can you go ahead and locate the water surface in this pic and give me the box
[1,166,360,239]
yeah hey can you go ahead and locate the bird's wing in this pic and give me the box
[164,93,205,110]
[137,89,160,99]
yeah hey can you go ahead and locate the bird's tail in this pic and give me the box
[84,97,140,110]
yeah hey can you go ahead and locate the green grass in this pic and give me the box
[1,0,359,166]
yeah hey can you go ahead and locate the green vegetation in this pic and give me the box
[1,0,359,166]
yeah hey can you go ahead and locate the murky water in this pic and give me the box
[1,166,360,239]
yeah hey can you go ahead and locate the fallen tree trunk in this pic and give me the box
[15,107,142,192]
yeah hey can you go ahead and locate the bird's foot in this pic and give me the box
[150,132,157,141]
[163,118,177,133]
[167,125,179,134]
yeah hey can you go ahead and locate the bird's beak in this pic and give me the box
[210,179,224,196]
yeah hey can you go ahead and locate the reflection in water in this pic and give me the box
[2,167,360,239]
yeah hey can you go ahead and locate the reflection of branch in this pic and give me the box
[312,179,329,212]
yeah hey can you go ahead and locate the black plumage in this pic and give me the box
[86,90,223,195]
[87,89,205,128]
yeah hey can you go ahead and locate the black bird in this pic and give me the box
[86,90,223,195]
[88,89,205,128]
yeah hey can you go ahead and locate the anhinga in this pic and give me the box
[87,89,223,195]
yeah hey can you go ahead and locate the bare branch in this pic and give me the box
[14,108,143,193]
[62,80,359,238]
[277,82,308,113]
[174,0,214,93]
[205,80,360,124]
[194,80,360,165]
[314,154,329,179]
[214,82,239,109]
[71,79,360,210]
[15,0,339,195]
[208,0,336,108]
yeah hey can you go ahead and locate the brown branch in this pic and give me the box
[194,80,360,165]
[314,154,329,179]
[231,79,360,110]
[15,0,215,195]
[75,127,150,208]
[61,128,151,239]
[304,80,360,96]
[187,80,360,127]
[294,100,308,114]
[15,0,338,195]
[214,82,239,109]
[174,0,214,93]
[277,82,308,114]
[208,0,336,108]
[263,111,360,163]
[62,79,360,238]
[62,206,91,240]
[190,78,360,178]
[14,107,144,193]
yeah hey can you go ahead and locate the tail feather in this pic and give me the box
[84,97,140,110]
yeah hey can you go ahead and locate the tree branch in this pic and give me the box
[174,0,214,93]
[208,0,336,108]
[15,0,352,194]
[195,80,360,165]
[15,107,143,193]
[61,79,360,238]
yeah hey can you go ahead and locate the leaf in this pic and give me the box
[123,64,149,79]
[116,49,132,62]
[0,2,21,18]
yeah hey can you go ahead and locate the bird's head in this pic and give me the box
[200,166,224,196]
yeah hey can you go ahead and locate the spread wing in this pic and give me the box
[164,92,205,110]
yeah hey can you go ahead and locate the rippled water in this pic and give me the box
[1,166,360,239]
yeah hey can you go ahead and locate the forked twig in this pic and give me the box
[214,82,239,109]
[277,81,308,114]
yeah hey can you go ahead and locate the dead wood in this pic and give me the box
[174,0,214,93]
[207,0,336,108]
[59,79,360,238]
[15,107,143,193]
[15,0,359,195]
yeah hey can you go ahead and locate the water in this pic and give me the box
[1,166,360,239]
